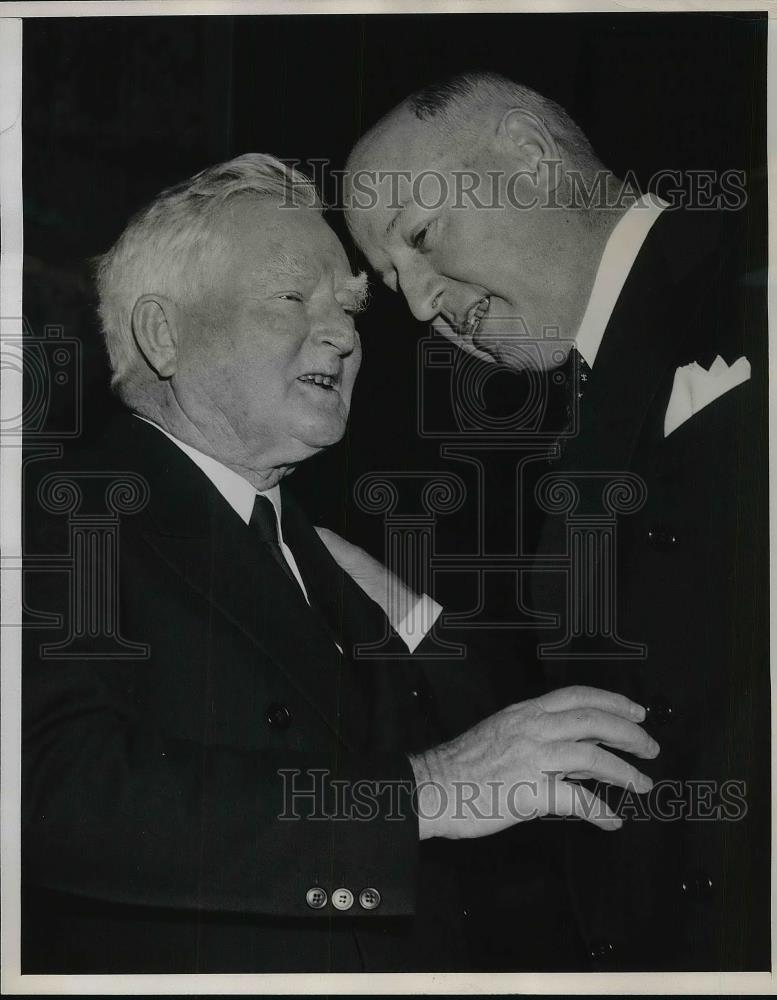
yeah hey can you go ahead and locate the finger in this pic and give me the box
[547,778,623,831]
[534,685,646,722]
[551,741,654,793]
[542,708,659,759]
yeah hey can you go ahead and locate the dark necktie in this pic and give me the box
[250,494,298,588]
[251,494,347,652]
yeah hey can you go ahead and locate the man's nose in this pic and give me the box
[397,266,445,322]
[315,308,357,355]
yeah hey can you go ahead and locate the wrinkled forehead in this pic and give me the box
[209,195,354,282]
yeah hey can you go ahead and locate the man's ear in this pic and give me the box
[496,108,563,195]
[131,294,180,379]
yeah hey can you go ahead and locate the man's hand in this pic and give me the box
[315,526,418,631]
[408,685,659,839]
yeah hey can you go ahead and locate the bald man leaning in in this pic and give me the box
[336,73,769,971]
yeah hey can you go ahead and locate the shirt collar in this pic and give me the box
[134,415,281,526]
[575,192,668,369]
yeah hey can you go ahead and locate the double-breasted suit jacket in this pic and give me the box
[22,412,495,973]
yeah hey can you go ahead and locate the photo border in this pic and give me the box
[1,2,774,993]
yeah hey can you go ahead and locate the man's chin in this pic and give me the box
[292,415,348,454]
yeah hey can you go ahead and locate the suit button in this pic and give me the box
[409,680,431,706]
[647,524,679,551]
[681,871,713,900]
[359,887,381,911]
[332,887,354,911]
[306,887,327,909]
[589,940,615,963]
[646,696,674,726]
[266,702,291,729]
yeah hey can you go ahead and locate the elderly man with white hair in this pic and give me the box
[22,154,657,974]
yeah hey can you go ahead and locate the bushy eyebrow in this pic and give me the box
[258,253,368,311]
[341,271,370,312]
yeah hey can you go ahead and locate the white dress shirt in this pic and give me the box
[134,416,434,652]
[575,192,668,369]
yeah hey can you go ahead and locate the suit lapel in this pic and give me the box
[533,210,725,627]
[280,489,431,750]
[561,210,721,478]
[119,418,363,747]
[280,487,409,658]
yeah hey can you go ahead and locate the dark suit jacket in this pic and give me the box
[529,207,770,970]
[21,413,495,973]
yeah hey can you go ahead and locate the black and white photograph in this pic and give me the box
[0,1,773,991]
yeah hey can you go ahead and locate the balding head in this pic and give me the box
[356,72,599,166]
[345,72,623,370]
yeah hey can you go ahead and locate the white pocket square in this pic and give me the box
[664,355,750,438]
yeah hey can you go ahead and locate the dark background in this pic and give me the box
[23,10,767,591]
[20,10,768,971]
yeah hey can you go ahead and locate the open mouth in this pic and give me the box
[461,296,490,344]
[297,372,339,392]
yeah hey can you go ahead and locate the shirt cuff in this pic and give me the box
[394,594,443,653]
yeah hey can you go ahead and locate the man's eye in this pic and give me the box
[277,292,303,302]
[410,220,435,251]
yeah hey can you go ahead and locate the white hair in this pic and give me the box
[95,153,322,400]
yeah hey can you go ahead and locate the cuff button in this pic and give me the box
[332,887,354,911]
[266,702,292,729]
[305,887,327,909]
[647,524,679,551]
[359,887,381,911]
